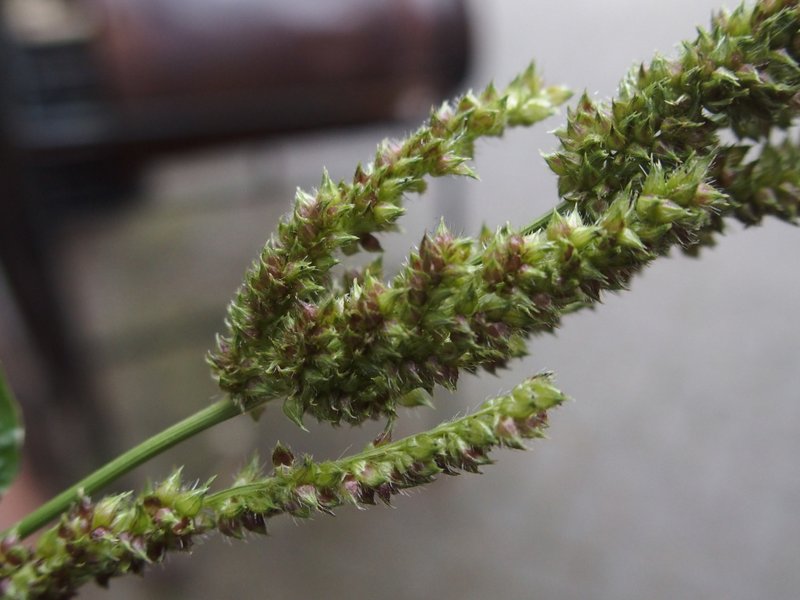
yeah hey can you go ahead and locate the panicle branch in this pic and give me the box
[0,377,565,599]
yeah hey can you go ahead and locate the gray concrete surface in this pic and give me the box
[2,0,799,598]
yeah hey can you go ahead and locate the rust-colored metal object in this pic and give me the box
[32,0,472,156]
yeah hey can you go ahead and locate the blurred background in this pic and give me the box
[0,0,799,598]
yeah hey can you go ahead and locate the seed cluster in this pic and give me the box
[546,0,800,225]
[0,472,209,599]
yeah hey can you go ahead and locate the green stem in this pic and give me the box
[521,200,570,236]
[469,200,570,267]
[9,398,241,540]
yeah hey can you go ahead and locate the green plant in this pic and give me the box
[1,0,799,597]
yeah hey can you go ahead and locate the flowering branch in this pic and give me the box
[0,377,564,599]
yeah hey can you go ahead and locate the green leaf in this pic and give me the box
[0,364,24,496]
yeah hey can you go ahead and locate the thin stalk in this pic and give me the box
[8,397,241,540]
[469,200,570,267]
[521,200,570,236]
